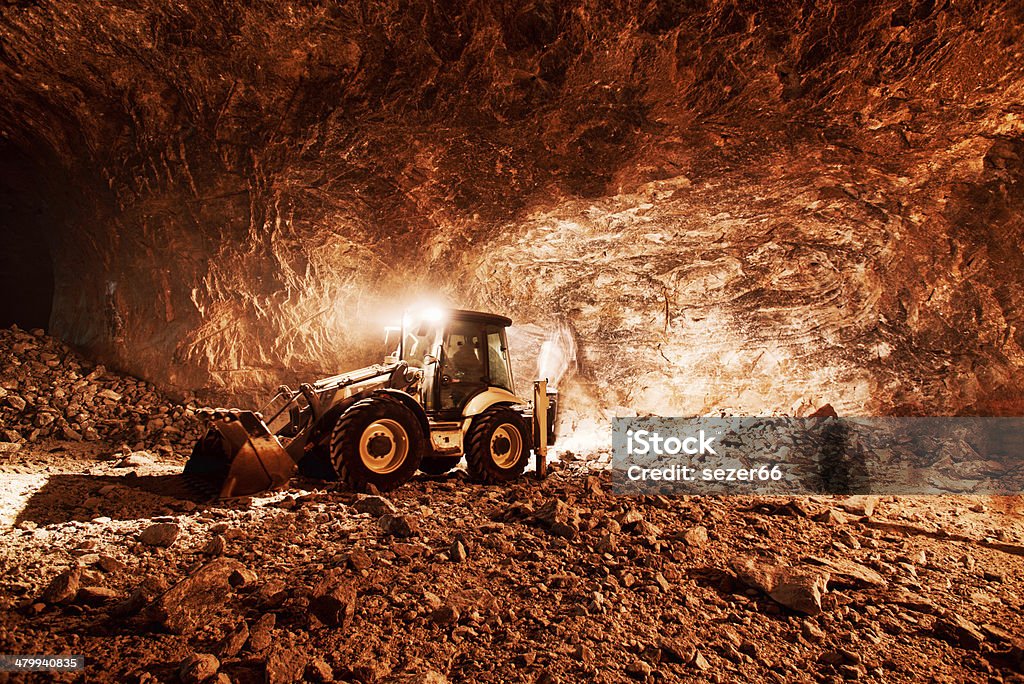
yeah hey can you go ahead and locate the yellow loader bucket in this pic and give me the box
[184,409,297,498]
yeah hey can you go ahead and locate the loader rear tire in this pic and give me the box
[466,406,531,484]
[419,456,462,476]
[331,395,424,492]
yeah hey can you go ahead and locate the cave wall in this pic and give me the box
[0,0,1022,415]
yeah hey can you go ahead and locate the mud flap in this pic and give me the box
[186,409,297,498]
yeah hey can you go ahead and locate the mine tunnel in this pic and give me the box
[1,1,1023,682]
[0,140,56,331]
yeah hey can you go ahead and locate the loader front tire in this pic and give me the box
[466,406,531,484]
[331,395,424,492]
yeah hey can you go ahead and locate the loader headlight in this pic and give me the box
[421,306,447,323]
[403,305,448,333]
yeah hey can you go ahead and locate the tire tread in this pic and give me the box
[331,394,423,492]
[466,406,532,484]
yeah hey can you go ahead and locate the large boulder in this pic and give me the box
[147,558,247,634]
[731,557,830,615]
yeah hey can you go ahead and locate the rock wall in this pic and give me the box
[1,0,1022,415]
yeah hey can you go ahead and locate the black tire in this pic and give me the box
[466,406,532,484]
[298,406,346,481]
[297,444,337,480]
[419,456,462,476]
[331,395,424,492]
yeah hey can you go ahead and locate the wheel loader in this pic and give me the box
[184,307,559,497]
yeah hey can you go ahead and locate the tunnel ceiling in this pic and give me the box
[1,0,1023,414]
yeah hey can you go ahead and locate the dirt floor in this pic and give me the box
[2,440,1024,684]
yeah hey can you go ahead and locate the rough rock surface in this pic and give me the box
[0,1,1022,417]
[309,570,358,628]
[39,568,81,606]
[178,653,220,684]
[264,644,308,684]
[247,613,276,654]
[214,620,249,659]
[731,556,831,615]
[353,495,398,517]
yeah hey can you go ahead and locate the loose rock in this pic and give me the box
[378,513,420,538]
[431,604,460,626]
[139,522,179,548]
[354,495,398,516]
[533,499,581,539]
[116,451,153,468]
[76,586,120,606]
[248,613,276,652]
[215,621,249,658]
[41,568,81,605]
[934,614,986,650]
[683,525,709,547]
[228,566,258,589]
[179,653,219,684]
[309,570,358,628]
[264,644,307,684]
[731,557,830,615]
[305,658,335,682]
[625,660,653,680]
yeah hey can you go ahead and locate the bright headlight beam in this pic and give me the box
[421,306,447,323]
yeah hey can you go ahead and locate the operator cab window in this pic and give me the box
[485,326,513,392]
[445,324,485,383]
[440,320,487,411]
[403,325,438,368]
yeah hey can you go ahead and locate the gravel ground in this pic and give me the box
[1,439,1024,684]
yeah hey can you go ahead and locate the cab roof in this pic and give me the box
[448,308,513,327]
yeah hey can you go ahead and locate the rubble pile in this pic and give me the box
[0,325,203,451]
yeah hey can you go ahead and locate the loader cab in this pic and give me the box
[398,308,517,419]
